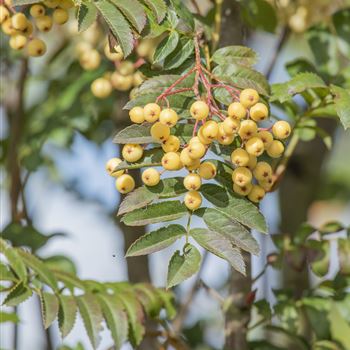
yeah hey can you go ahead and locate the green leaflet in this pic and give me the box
[191,228,246,275]
[3,281,33,307]
[0,311,20,323]
[141,0,167,22]
[113,124,155,144]
[212,46,258,67]
[163,37,194,70]
[167,244,201,288]
[330,85,350,129]
[126,224,186,256]
[40,292,59,329]
[153,31,180,63]
[77,2,97,32]
[77,294,104,349]
[58,295,78,338]
[121,200,188,226]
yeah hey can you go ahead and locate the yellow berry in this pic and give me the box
[44,0,59,8]
[184,173,201,191]
[231,148,250,167]
[142,168,160,186]
[104,43,123,61]
[217,123,234,145]
[116,174,135,194]
[30,4,45,17]
[238,120,258,140]
[180,148,196,167]
[159,108,178,127]
[184,191,202,210]
[118,60,135,76]
[201,120,219,140]
[186,158,200,171]
[223,117,240,135]
[35,15,53,32]
[228,102,246,120]
[233,183,252,196]
[258,177,273,191]
[162,135,180,153]
[190,101,209,120]
[247,154,257,170]
[2,18,16,35]
[0,5,10,24]
[75,41,92,55]
[272,121,291,139]
[248,185,266,203]
[9,34,27,50]
[250,103,269,122]
[11,13,28,31]
[110,72,133,91]
[129,106,145,124]
[253,162,273,181]
[122,144,143,162]
[232,167,252,186]
[198,126,212,145]
[136,39,154,57]
[245,136,264,156]
[257,130,273,149]
[22,21,33,36]
[27,38,46,57]
[187,141,206,160]
[162,152,182,170]
[239,88,259,108]
[53,8,69,25]
[79,49,101,70]
[106,157,124,177]
[59,0,74,9]
[150,122,170,141]
[267,140,284,158]
[199,161,217,179]
[133,71,144,87]
[144,103,161,123]
[91,78,112,99]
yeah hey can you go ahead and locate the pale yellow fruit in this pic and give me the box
[184,190,202,210]
[53,8,69,25]
[239,88,259,108]
[30,4,45,18]
[35,15,53,32]
[2,18,16,35]
[118,60,135,76]
[253,161,273,182]
[105,158,124,177]
[223,117,240,135]
[11,13,28,31]
[250,103,268,122]
[272,121,291,139]
[186,158,200,171]
[44,0,59,8]
[22,21,33,36]
[161,152,182,170]
[217,123,234,145]
[228,102,246,120]
[180,148,197,167]
[232,167,252,186]
[184,173,201,191]
[27,38,46,57]
[142,168,160,186]
[201,120,219,140]
[198,127,212,145]
[245,136,264,156]
[233,183,252,196]
[79,49,101,70]
[0,5,10,24]
[91,78,112,99]
[190,101,209,120]
[150,122,170,141]
[162,135,180,153]
[257,130,273,148]
[9,34,27,50]
[59,0,74,9]
[136,39,154,57]
[122,144,143,162]
[231,148,250,167]
[133,71,144,86]
[143,103,161,123]
[258,177,274,191]
[110,72,133,91]
[248,185,266,203]
[129,106,144,124]
[199,162,217,179]
[238,120,258,140]
[116,174,135,194]
[159,108,178,127]
[267,140,284,158]
[247,154,257,170]
[104,43,123,61]
[188,141,206,159]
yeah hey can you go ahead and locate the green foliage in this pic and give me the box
[0,239,175,349]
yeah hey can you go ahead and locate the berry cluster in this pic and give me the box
[1,0,72,57]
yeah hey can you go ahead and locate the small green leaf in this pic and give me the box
[309,241,330,277]
[338,238,350,275]
[43,255,77,275]
[333,9,350,55]
[201,208,260,255]
[58,295,78,338]
[167,244,201,288]
[319,221,344,235]
[126,224,185,256]
[3,282,32,307]
[164,38,194,70]
[95,0,134,57]
[212,46,258,67]
[169,0,195,31]
[113,124,155,144]
[141,0,167,22]
[153,31,180,63]
[328,303,350,349]
[77,3,97,32]
[77,294,103,349]
[156,289,176,319]
[97,295,128,349]
[0,311,20,323]
[191,228,246,275]
[330,85,350,129]
[121,201,188,226]
[40,292,59,329]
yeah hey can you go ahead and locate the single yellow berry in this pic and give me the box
[231,148,250,167]
[184,190,202,210]
[75,41,92,56]
[143,103,161,123]
[22,21,33,36]
[248,185,266,203]
[136,39,154,57]
[9,34,27,50]
[199,161,217,179]
[116,174,135,194]
[238,120,258,140]
[250,102,269,122]
[272,121,291,139]
[186,158,200,171]
[30,4,45,17]
[253,162,273,181]
[35,15,53,32]
[1,18,16,35]
[232,167,252,186]
[27,38,46,57]
[53,8,69,25]
[110,72,133,91]
[267,140,284,158]
[11,13,28,31]
[59,0,74,9]
[180,148,196,167]
[142,168,160,186]
[217,123,235,145]
[239,88,259,108]
[122,144,143,162]
[184,173,201,191]
[159,108,178,127]
[104,43,123,61]
[187,141,206,159]
[79,49,101,70]
[257,130,273,149]
[201,120,219,140]
[245,136,265,156]
[162,152,182,170]
[91,78,112,99]
[106,158,124,178]
[162,135,180,153]
[198,126,212,145]
[247,154,257,170]
[0,5,10,24]
[258,177,274,191]
[233,183,252,196]
[223,117,240,135]
[129,106,144,124]
[118,60,135,76]
[44,0,59,8]
[190,101,209,120]
[151,122,170,141]
[228,102,247,120]
[133,71,144,87]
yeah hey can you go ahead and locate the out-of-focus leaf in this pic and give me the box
[43,255,77,275]
[328,303,350,349]
[212,46,258,67]
[330,85,350,129]
[338,238,350,275]
[77,3,97,32]
[0,311,20,323]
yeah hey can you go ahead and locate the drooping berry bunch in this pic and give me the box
[1,0,72,56]
[106,37,292,210]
